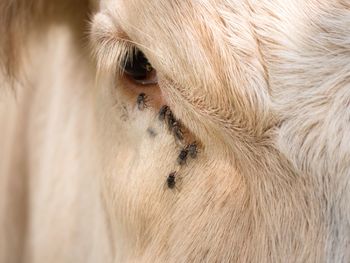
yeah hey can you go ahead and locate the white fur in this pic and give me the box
[1,0,350,262]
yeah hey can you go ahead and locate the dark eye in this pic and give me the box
[122,49,158,85]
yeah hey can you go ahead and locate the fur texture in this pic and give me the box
[1,0,350,262]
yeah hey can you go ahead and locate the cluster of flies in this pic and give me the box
[137,93,198,190]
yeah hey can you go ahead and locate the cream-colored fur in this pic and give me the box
[1,0,350,262]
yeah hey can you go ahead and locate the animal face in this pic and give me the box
[89,1,350,261]
[1,0,350,262]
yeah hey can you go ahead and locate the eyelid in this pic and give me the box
[90,12,135,72]
[125,70,158,85]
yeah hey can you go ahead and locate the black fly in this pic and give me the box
[177,148,188,165]
[172,121,184,141]
[165,109,176,130]
[187,142,198,159]
[136,93,148,110]
[158,105,169,121]
[167,172,177,189]
[158,105,184,141]
[177,142,198,165]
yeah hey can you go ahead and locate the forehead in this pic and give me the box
[101,0,222,42]
[95,0,227,87]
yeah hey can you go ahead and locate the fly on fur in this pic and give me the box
[177,148,188,165]
[158,105,169,121]
[187,142,198,159]
[136,93,148,110]
[167,172,177,189]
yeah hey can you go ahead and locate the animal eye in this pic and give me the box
[122,49,158,85]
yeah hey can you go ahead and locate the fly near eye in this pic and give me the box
[122,49,158,85]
